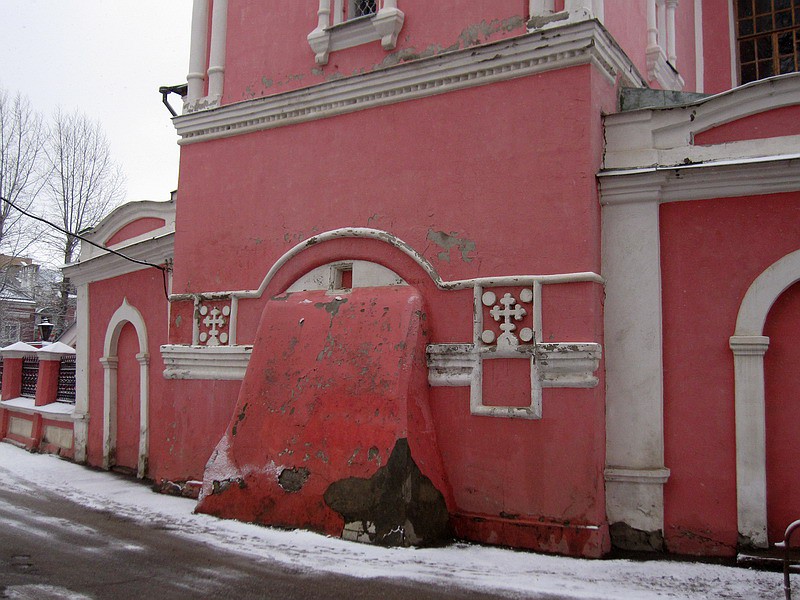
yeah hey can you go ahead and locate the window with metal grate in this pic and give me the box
[349,0,377,19]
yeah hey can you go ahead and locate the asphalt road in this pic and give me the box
[0,481,556,600]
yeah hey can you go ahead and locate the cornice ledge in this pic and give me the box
[599,154,800,205]
[161,344,253,380]
[175,20,644,145]
[63,233,175,286]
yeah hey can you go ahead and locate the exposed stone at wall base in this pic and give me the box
[324,438,450,547]
[609,522,664,552]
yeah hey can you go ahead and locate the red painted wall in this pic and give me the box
[660,192,800,555]
[115,322,140,470]
[175,66,608,301]
[223,0,528,104]
[764,281,800,543]
[105,217,166,247]
[694,105,800,145]
[701,0,735,93]
[87,267,241,484]
[174,59,617,553]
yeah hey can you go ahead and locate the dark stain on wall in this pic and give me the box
[323,438,450,547]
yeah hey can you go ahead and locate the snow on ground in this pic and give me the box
[0,444,784,599]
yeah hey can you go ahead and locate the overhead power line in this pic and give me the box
[1,195,171,299]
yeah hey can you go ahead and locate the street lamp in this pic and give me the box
[38,319,54,343]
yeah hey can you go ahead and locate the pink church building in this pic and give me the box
[3,0,800,558]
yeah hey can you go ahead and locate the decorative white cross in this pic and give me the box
[490,293,526,346]
[199,305,230,346]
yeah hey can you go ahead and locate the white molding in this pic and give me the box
[603,73,800,170]
[161,344,252,380]
[73,283,90,463]
[100,299,149,479]
[64,233,174,286]
[79,200,175,261]
[694,0,703,93]
[646,45,684,91]
[600,154,800,206]
[735,249,800,337]
[729,248,800,547]
[427,342,602,390]
[0,397,75,422]
[308,5,404,66]
[604,467,671,484]
[728,0,737,88]
[175,20,644,145]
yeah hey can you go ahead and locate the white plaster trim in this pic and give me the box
[308,4,404,66]
[646,45,684,91]
[604,467,671,484]
[78,200,175,261]
[161,344,252,380]
[735,249,800,336]
[0,397,75,421]
[603,73,800,170]
[175,20,644,145]
[64,233,175,286]
[167,228,602,370]
[729,248,800,547]
[100,299,149,479]
[728,0,737,88]
[73,283,89,463]
[427,343,601,398]
[599,154,800,206]
[602,196,666,536]
[694,0,703,93]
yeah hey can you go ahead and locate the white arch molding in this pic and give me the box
[730,248,800,547]
[101,298,150,479]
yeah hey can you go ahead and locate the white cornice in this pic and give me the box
[161,344,252,380]
[599,154,800,205]
[604,73,800,170]
[63,233,174,286]
[174,20,644,145]
[80,200,175,261]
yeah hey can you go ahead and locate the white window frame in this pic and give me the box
[308,0,405,66]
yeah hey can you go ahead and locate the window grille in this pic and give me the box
[736,0,800,84]
[56,355,76,404]
[21,356,38,398]
[0,357,4,389]
[350,0,377,19]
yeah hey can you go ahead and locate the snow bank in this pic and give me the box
[0,444,783,599]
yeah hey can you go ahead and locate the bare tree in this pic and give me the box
[0,87,45,276]
[42,109,126,333]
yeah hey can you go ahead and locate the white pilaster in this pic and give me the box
[207,0,228,101]
[187,0,210,102]
[99,356,118,470]
[73,283,90,463]
[603,194,668,536]
[694,0,704,92]
[666,0,678,65]
[136,352,150,479]
[730,336,770,547]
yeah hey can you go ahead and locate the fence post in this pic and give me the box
[36,343,77,407]
[1,342,38,401]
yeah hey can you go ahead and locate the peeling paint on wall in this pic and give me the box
[426,229,476,263]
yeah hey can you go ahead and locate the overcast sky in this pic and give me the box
[1,1,193,205]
